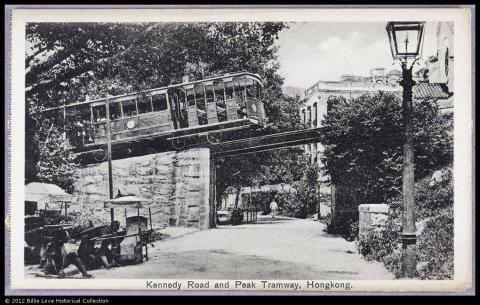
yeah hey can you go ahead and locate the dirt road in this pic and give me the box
[86,216,393,280]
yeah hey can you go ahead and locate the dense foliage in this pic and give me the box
[320,92,453,203]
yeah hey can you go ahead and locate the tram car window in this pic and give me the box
[224,81,234,100]
[137,95,153,114]
[64,104,93,146]
[152,93,168,112]
[109,102,122,120]
[186,88,195,107]
[92,104,107,122]
[233,76,247,119]
[205,85,214,104]
[214,80,227,122]
[194,84,208,125]
[122,98,138,117]
[246,78,256,99]
[186,87,198,127]
[177,89,188,128]
[204,84,218,124]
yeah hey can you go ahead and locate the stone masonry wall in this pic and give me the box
[71,148,210,230]
[358,204,389,239]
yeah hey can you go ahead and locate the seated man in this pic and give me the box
[96,239,122,269]
[43,229,92,278]
[78,234,102,271]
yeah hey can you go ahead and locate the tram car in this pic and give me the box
[43,72,266,162]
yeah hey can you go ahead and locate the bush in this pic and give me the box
[357,220,400,261]
[416,208,454,279]
[251,192,275,212]
[382,249,403,278]
[327,211,358,237]
[343,220,359,242]
[230,209,244,226]
[388,168,453,221]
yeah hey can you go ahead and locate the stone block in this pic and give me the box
[84,184,104,195]
[358,204,389,238]
[114,167,130,177]
[358,204,389,214]
[136,166,155,176]
[155,167,171,176]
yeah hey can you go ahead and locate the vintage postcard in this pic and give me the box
[5,5,474,296]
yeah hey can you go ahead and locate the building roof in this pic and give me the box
[413,83,452,100]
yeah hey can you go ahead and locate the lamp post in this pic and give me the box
[386,21,425,278]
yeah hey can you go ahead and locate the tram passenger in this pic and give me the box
[82,119,94,143]
[241,107,248,119]
[95,109,106,122]
[74,119,84,146]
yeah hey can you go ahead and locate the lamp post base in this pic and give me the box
[402,233,417,278]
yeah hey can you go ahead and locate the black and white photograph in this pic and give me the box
[5,6,474,295]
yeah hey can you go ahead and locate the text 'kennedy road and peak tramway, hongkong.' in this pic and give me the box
[145,280,353,291]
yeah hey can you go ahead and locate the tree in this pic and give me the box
[26,22,294,189]
[320,92,453,203]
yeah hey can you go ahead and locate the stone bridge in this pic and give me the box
[72,128,324,230]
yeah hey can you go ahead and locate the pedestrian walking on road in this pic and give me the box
[270,196,278,219]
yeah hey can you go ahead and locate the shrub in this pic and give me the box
[382,249,403,278]
[357,220,400,261]
[327,211,358,237]
[416,208,454,279]
[388,169,453,221]
[344,220,359,242]
[230,209,244,226]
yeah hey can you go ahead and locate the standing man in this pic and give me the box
[270,196,279,219]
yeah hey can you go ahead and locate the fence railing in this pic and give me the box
[240,207,258,223]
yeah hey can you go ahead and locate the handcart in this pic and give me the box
[93,196,154,265]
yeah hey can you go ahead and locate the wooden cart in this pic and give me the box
[95,196,154,264]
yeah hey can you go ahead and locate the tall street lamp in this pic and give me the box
[386,21,425,278]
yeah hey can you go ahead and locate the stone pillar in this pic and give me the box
[358,204,389,238]
[73,147,211,230]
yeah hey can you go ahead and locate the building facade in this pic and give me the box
[422,22,454,112]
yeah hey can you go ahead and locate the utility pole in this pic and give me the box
[105,92,114,200]
[105,91,115,235]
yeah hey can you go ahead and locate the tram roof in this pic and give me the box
[41,71,262,112]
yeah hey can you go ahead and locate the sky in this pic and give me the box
[276,22,438,88]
